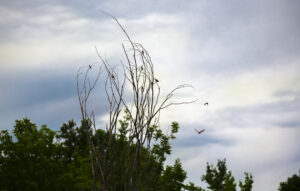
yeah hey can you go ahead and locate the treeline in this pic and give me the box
[0,118,255,191]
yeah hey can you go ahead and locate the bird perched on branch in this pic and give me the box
[155,78,159,83]
[195,129,205,135]
[89,65,92,69]
[204,102,208,106]
[111,74,115,79]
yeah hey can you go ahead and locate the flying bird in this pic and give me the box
[195,129,205,135]
[204,102,208,106]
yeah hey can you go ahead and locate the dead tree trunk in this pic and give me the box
[76,15,197,191]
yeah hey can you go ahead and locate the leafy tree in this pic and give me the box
[201,159,255,191]
[184,182,205,191]
[0,117,187,191]
[56,120,93,191]
[0,118,255,191]
[0,118,62,191]
[278,171,300,191]
[159,159,187,191]
[201,159,237,191]
[239,172,253,191]
[0,118,93,191]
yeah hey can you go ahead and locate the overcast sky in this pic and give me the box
[1,0,300,190]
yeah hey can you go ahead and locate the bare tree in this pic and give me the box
[77,15,197,191]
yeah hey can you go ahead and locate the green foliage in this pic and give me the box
[0,118,255,191]
[0,118,185,191]
[159,159,187,191]
[239,172,254,191]
[0,118,92,191]
[201,159,255,191]
[201,159,237,191]
[171,122,179,139]
[184,182,205,191]
[278,171,300,191]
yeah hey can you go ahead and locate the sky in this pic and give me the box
[1,0,300,190]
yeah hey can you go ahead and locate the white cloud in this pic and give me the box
[168,126,300,191]
[1,1,300,190]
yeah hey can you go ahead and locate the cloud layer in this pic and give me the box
[1,1,300,190]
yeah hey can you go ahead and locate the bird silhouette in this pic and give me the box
[204,102,208,106]
[111,74,115,79]
[155,79,159,83]
[195,129,205,135]
[89,65,92,69]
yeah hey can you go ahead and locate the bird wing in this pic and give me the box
[199,129,205,134]
[195,129,205,134]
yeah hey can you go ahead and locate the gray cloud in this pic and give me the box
[221,97,300,129]
[0,70,75,109]
[0,66,108,130]
[183,1,300,76]
[173,133,235,148]
[273,90,300,99]
[1,1,300,190]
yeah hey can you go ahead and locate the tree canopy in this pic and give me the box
[0,118,190,191]
[0,118,257,191]
[278,171,300,191]
[0,118,92,191]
